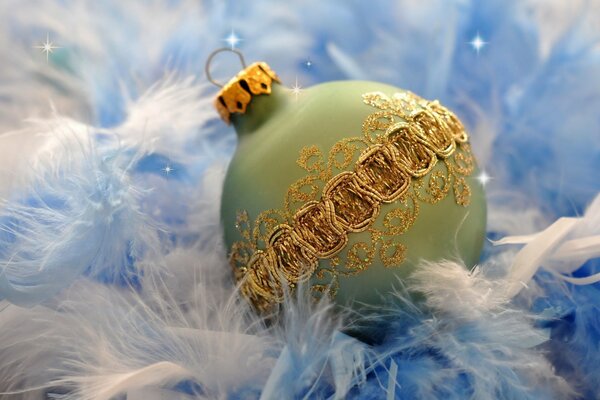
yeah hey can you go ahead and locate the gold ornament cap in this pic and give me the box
[207,50,280,124]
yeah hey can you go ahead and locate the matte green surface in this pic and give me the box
[221,81,487,308]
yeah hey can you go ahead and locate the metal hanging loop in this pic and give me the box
[205,48,247,88]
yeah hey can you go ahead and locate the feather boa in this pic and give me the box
[0,0,599,398]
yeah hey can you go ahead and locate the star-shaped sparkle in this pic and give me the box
[469,33,487,54]
[291,77,302,100]
[305,59,313,68]
[223,30,242,49]
[162,164,174,176]
[476,170,492,187]
[34,33,61,62]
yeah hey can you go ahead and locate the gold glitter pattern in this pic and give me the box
[230,91,475,312]
[215,62,280,124]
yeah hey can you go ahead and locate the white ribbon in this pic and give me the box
[496,193,600,298]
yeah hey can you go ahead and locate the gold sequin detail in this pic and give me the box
[230,91,475,312]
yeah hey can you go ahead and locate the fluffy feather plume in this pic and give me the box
[0,261,573,399]
[0,120,161,306]
[0,70,218,306]
[346,262,572,400]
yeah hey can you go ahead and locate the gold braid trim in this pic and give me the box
[230,91,475,312]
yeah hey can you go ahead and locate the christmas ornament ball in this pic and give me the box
[216,60,486,312]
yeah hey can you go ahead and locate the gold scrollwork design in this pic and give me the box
[231,91,476,312]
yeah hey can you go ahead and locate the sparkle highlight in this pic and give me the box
[162,164,174,176]
[291,77,302,100]
[476,170,492,186]
[469,33,487,54]
[34,33,61,63]
[223,30,242,49]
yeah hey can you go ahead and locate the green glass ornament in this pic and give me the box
[215,58,486,312]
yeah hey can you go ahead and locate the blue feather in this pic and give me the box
[0,134,162,305]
